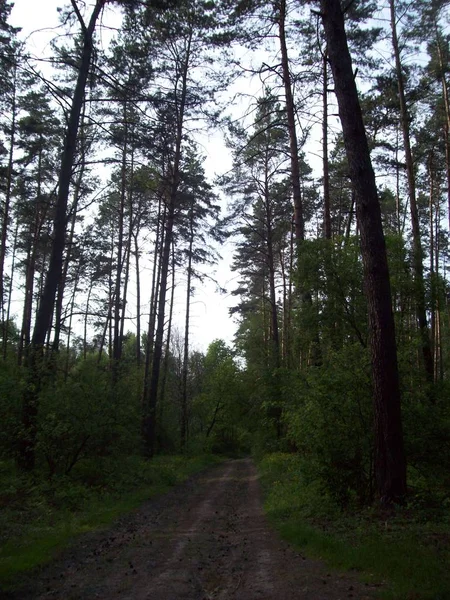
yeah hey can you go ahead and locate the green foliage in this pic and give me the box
[36,356,141,475]
[0,359,22,457]
[0,454,222,587]
[296,237,366,353]
[285,345,374,505]
[259,453,450,600]
[189,340,248,455]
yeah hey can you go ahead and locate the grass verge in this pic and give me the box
[0,454,222,589]
[258,453,450,600]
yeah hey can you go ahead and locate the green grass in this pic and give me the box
[258,453,450,600]
[0,454,222,588]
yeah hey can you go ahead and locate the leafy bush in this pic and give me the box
[285,344,373,505]
[36,356,141,475]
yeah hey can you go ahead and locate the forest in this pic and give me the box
[1,0,450,596]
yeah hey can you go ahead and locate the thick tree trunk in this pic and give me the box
[320,0,407,503]
[18,0,104,471]
[389,0,433,381]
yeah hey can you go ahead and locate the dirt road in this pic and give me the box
[10,459,380,599]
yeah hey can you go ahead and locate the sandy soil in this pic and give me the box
[6,458,382,599]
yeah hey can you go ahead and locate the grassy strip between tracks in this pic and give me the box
[258,453,450,600]
[0,454,222,589]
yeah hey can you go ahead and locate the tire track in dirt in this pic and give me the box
[8,458,382,600]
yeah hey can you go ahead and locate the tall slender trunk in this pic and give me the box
[264,164,280,368]
[118,145,135,352]
[277,0,304,241]
[142,194,165,421]
[389,0,433,380]
[112,101,128,381]
[3,221,19,359]
[433,23,450,232]
[181,203,194,450]
[0,62,17,334]
[134,233,141,366]
[159,242,176,428]
[52,167,84,353]
[52,104,88,354]
[18,0,105,471]
[64,265,81,380]
[180,200,194,448]
[429,152,436,381]
[98,232,115,364]
[83,282,93,359]
[322,48,332,239]
[143,32,192,458]
[279,246,288,365]
[18,241,36,367]
[18,158,46,366]
[320,0,406,503]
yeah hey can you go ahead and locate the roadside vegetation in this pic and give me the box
[258,453,450,600]
[0,454,222,586]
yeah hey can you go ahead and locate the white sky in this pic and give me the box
[9,0,240,353]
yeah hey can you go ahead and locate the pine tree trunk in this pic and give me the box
[143,32,191,458]
[0,63,17,334]
[3,221,18,359]
[264,161,280,367]
[322,48,332,239]
[433,23,450,232]
[134,233,141,366]
[181,204,194,450]
[18,0,105,471]
[112,101,128,381]
[83,282,93,359]
[142,194,164,425]
[320,0,407,503]
[389,0,433,381]
[277,0,304,241]
[159,242,176,429]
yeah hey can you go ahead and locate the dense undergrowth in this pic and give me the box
[0,454,221,588]
[258,453,450,600]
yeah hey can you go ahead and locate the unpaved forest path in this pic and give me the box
[10,459,381,599]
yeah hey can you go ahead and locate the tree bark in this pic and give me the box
[320,0,407,503]
[181,202,194,450]
[143,31,192,458]
[0,62,17,335]
[322,48,332,239]
[18,0,105,471]
[389,0,433,380]
[277,0,304,241]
